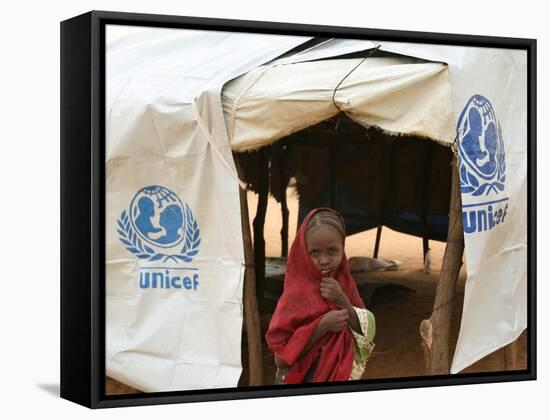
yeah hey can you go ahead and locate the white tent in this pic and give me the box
[106,26,527,391]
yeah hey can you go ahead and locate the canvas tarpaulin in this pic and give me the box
[375,42,528,373]
[106,26,527,392]
[223,56,455,151]
[223,41,527,374]
[106,26,310,392]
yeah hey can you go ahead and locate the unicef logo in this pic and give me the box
[457,95,506,196]
[117,185,201,263]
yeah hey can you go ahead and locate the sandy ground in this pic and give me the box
[106,188,526,394]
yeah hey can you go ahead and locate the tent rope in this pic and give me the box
[191,98,247,190]
[331,46,380,112]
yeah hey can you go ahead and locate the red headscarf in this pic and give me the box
[265,208,365,384]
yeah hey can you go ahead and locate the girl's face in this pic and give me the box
[306,224,344,276]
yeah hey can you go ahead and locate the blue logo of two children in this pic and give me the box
[457,94,506,196]
[117,185,201,263]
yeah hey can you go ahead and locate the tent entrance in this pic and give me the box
[233,110,464,384]
[235,112,453,298]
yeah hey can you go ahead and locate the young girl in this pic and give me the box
[266,208,375,384]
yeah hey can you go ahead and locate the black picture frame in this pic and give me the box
[60,10,537,409]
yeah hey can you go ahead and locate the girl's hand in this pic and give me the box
[320,277,347,307]
[319,309,349,333]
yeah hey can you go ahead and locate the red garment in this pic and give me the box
[265,208,365,384]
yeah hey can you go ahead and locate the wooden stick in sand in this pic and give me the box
[235,153,264,386]
[420,155,464,374]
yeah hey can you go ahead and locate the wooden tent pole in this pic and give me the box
[420,141,435,270]
[420,156,464,374]
[234,154,264,386]
[270,143,289,257]
[253,148,269,301]
[373,226,383,259]
[280,182,289,257]
[374,139,396,260]
[423,238,430,260]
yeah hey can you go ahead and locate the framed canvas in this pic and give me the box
[60,10,536,409]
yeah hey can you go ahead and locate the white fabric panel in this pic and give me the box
[223,61,341,151]
[223,56,455,151]
[337,58,455,142]
[105,25,310,392]
[105,25,528,389]
[449,49,527,374]
[377,42,528,373]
